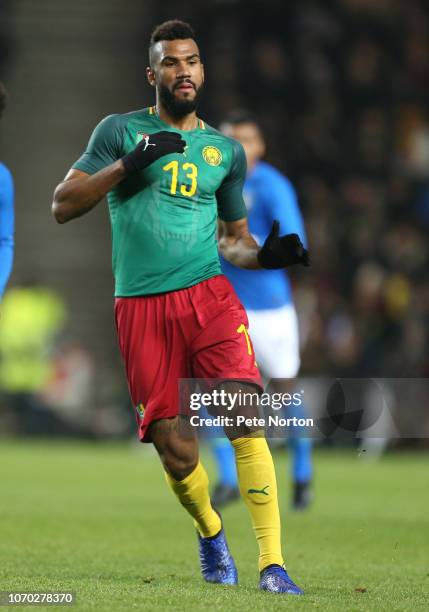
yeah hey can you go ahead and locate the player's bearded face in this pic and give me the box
[150,39,205,118]
[158,79,203,118]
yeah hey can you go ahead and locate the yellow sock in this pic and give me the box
[164,461,221,538]
[232,436,284,571]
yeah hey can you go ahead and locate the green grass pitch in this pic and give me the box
[1,440,428,610]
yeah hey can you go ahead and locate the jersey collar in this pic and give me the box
[148,106,205,130]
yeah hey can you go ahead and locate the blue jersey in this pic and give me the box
[0,162,14,299]
[221,161,306,310]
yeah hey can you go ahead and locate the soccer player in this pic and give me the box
[0,82,14,300]
[211,111,313,510]
[52,20,309,595]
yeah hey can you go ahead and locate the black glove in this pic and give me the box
[121,130,186,174]
[257,220,310,269]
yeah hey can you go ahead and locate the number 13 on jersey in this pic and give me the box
[163,160,198,197]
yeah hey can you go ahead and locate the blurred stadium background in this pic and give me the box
[1,2,428,609]
[1,0,428,440]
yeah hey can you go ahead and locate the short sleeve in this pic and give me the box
[72,114,124,175]
[216,140,247,222]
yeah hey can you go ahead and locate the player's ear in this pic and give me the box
[201,63,205,84]
[146,66,156,87]
[258,130,266,158]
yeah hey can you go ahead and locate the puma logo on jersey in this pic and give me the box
[142,135,156,151]
[136,132,156,149]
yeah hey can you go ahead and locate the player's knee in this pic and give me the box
[214,381,262,441]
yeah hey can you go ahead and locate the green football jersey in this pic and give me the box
[73,106,247,296]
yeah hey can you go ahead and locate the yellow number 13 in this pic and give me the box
[163,161,198,197]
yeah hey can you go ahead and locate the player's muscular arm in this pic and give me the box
[52,130,186,223]
[52,163,125,224]
[218,218,262,270]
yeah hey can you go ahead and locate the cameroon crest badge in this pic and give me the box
[202,146,222,166]
[136,402,145,419]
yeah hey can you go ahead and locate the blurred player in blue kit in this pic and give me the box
[211,111,313,510]
[0,82,14,300]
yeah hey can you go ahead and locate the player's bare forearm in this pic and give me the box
[218,218,262,270]
[52,161,126,223]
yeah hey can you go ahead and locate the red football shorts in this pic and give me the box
[114,274,262,442]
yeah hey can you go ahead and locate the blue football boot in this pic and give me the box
[259,564,303,595]
[197,520,238,585]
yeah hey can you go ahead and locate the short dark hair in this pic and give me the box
[150,19,195,47]
[0,82,7,119]
[149,20,197,65]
